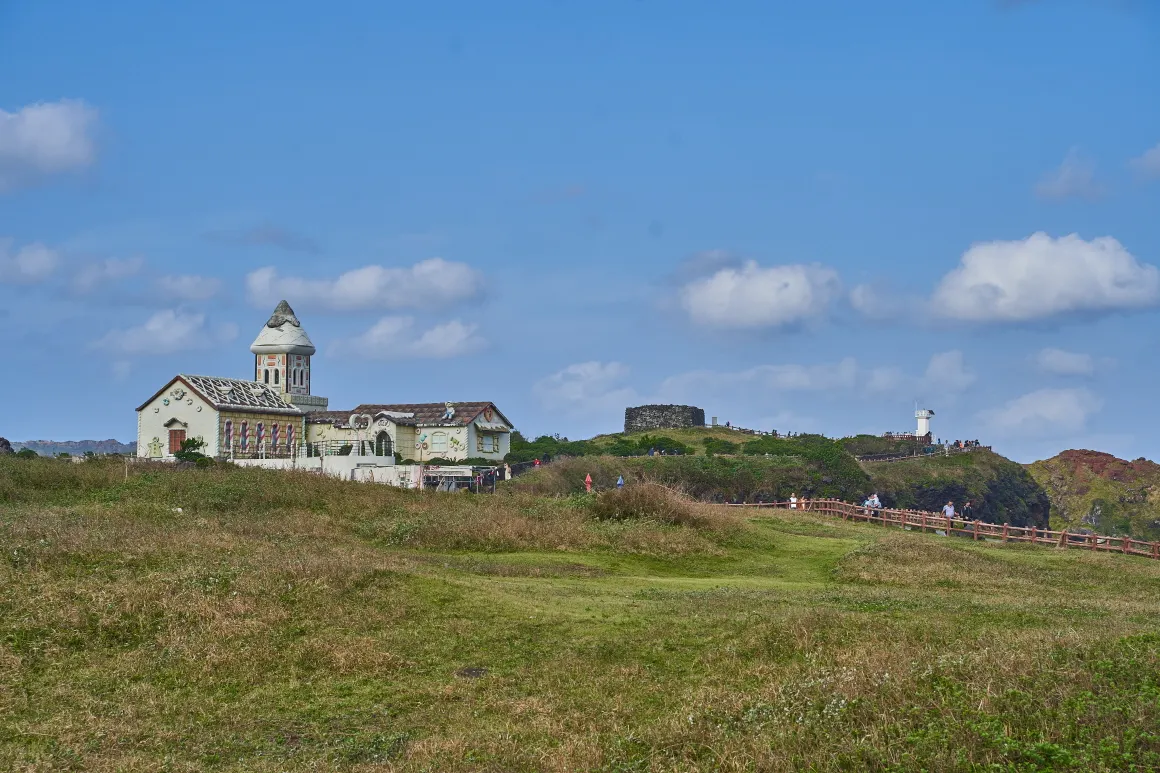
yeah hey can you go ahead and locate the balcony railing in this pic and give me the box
[225,439,395,460]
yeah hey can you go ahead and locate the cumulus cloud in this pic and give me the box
[206,224,320,254]
[0,100,98,192]
[246,258,485,311]
[90,310,237,356]
[1035,347,1095,376]
[70,256,145,294]
[679,261,841,329]
[334,317,483,359]
[1129,142,1160,180]
[978,387,1103,437]
[659,358,860,397]
[533,361,639,415]
[923,350,976,392]
[1035,148,1105,200]
[0,239,59,284]
[155,274,223,302]
[930,232,1160,322]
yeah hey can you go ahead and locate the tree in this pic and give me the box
[174,437,209,462]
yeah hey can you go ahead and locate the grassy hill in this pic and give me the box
[1028,450,1160,540]
[512,429,1050,527]
[2,456,1158,771]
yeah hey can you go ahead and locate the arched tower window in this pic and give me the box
[273,370,279,385]
[240,422,249,450]
[263,370,270,384]
[224,420,233,450]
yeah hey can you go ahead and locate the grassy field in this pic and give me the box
[3,458,1160,771]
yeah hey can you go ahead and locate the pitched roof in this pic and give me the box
[136,375,303,415]
[305,410,357,426]
[351,402,512,428]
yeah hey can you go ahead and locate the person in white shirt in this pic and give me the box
[942,501,956,527]
[789,493,798,509]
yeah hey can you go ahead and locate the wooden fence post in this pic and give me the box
[921,512,927,532]
[973,520,980,541]
[1153,542,1159,560]
[1030,526,1036,544]
[1002,523,1008,542]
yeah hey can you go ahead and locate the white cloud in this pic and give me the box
[246,258,484,311]
[71,256,144,294]
[533,361,639,415]
[334,316,483,360]
[978,387,1103,438]
[90,310,237,356]
[923,350,976,392]
[659,358,860,398]
[1129,142,1160,180]
[1035,347,1095,376]
[1035,148,1104,200]
[156,274,222,302]
[0,100,98,192]
[0,239,59,284]
[679,261,841,329]
[930,232,1160,322]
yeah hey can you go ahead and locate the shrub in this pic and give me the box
[590,483,708,527]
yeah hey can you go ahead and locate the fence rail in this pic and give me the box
[726,498,1160,561]
[855,445,991,463]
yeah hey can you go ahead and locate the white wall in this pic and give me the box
[137,382,220,458]
[231,455,413,486]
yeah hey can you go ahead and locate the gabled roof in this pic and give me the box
[351,402,512,428]
[136,375,303,415]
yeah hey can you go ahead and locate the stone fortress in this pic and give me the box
[624,405,706,434]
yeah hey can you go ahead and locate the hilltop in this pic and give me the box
[1028,450,1160,540]
[1,456,1158,771]
[512,428,1050,527]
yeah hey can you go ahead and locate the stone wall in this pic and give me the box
[624,405,706,433]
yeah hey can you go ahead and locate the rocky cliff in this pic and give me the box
[1027,450,1160,539]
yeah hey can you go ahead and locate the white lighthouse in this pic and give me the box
[915,408,934,439]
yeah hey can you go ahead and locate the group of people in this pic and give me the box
[940,499,975,525]
[940,439,982,449]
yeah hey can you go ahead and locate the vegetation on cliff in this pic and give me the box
[2,456,1159,771]
[1028,450,1160,540]
[511,430,1051,527]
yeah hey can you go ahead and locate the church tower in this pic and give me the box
[250,300,329,413]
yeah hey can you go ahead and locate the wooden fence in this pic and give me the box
[726,498,1160,562]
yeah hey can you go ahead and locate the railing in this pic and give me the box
[856,445,991,463]
[226,439,395,460]
[727,498,1160,561]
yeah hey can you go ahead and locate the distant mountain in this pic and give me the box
[11,439,137,457]
[1027,450,1160,540]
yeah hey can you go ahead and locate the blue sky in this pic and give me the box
[2,0,1158,463]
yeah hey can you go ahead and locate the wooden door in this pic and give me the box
[168,429,186,454]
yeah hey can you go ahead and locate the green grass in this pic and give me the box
[2,457,1160,771]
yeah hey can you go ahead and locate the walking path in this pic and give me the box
[727,498,1160,561]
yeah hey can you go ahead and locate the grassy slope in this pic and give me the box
[587,426,761,455]
[1028,450,1160,540]
[517,435,1051,527]
[3,458,1160,772]
[866,449,1051,528]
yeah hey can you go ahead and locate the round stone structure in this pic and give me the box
[624,404,706,434]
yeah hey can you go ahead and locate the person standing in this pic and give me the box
[616,475,625,490]
[962,500,974,521]
[942,500,956,530]
[789,493,798,509]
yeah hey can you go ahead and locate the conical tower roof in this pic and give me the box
[250,300,316,355]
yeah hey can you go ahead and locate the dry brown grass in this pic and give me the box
[2,458,1160,771]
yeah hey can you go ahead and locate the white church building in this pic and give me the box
[136,301,512,482]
